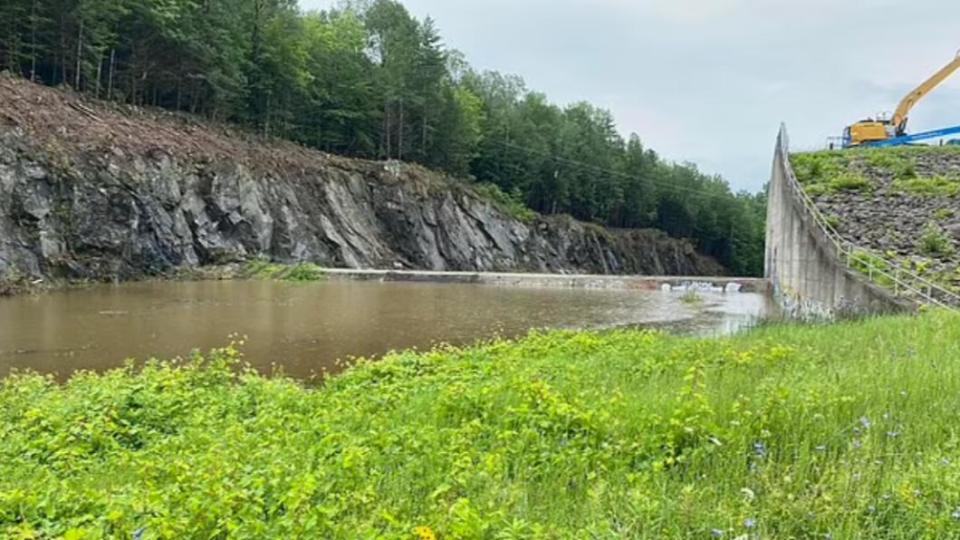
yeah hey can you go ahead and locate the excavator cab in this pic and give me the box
[842,50,960,148]
[844,119,893,147]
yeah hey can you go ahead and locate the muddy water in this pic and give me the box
[0,280,775,380]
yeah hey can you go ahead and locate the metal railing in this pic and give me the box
[778,124,960,311]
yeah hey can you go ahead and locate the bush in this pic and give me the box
[920,222,956,257]
[471,183,538,223]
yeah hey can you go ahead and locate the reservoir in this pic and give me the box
[0,279,774,380]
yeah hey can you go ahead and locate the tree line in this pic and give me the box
[0,0,766,276]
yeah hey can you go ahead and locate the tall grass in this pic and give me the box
[2,313,960,538]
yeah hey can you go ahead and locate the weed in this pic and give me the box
[920,222,956,257]
[849,250,895,287]
[283,263,326,282]
[935,208,956,221]
[893,175,960,197]
[4,313,960,537]
[243,258,326,282]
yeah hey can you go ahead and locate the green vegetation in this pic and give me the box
[0,0,765,276]
[3,313,960,538]
[893,176,960,197]
[790,151,848,186]
[791,153,871,195]
[679,289,703,305]
[849,250,896,288]
[936,208,956,221]
[825,214,842,230]
[243,260,326,282]
[920,223,956,257]
[471,183,537,223]
[865,150,917,180]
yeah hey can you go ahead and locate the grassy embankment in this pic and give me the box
[3,312,960,538]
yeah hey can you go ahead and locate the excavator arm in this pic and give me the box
[892,51,960,136]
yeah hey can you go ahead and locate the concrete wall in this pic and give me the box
[765,126,911,318]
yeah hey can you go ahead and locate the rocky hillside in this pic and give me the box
[791,146,960,294]
[0,75,723,290]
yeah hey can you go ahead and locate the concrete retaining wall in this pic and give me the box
[765,126,911,318]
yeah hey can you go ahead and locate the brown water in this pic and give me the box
[0,280,775,380]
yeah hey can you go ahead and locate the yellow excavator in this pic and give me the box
[844,50,960,148]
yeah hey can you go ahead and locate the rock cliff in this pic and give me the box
[0,75,723,288]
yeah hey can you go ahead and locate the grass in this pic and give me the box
[790,151,870,195]
[242,259,326,282]
[3,313,960,538]
[893,176,960,197]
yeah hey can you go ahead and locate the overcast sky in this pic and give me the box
[301,0,960,192]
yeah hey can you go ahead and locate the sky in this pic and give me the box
[301,0,960,192]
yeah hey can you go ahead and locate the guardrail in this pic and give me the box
[778,124,960,311]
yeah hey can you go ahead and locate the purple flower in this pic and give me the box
[753,441,767,458]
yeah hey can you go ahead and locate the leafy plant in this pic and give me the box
[472,183,537,223]
[920,222,956,257]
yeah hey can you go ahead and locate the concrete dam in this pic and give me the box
[764,125,960,317]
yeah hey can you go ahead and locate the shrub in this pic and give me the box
[243,259,326,281]
[472,183,537,223]
[283,263,326,282]
[920,222,956,257]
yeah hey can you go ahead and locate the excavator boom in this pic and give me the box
[891,51,960,135]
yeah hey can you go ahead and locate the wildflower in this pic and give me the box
[867,505,876,514]
[711,528,725,538]
[413,526,437,540]
[852,439,862,450]
[740,487,756,502]
[887,431,900,439]
[952,507,960,521]
[815,445,827,452]
[859,416,872,430]
[752,441,767,458]
[133,529,146,540]
[744,518,757,529]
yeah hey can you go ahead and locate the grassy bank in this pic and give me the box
[2,313,960,538]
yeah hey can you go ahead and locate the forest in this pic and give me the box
[0,0,766,275]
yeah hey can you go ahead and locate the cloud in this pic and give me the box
[300,0,960,191]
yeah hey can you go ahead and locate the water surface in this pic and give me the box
[0,280,774,380]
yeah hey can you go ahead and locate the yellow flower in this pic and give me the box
[413,526,437,540]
